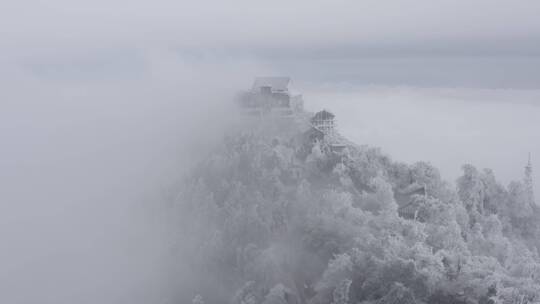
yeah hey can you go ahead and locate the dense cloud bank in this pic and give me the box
[0,55,261,304]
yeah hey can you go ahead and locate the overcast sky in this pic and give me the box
[3,0,540,57]
[3,0,540,89]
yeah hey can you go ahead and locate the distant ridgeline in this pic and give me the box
[175,77,540,304]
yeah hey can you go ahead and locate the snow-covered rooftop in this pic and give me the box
[252,77,290,92]
[312,110,335,120]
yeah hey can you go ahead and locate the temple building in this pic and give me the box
[238,77,304,117]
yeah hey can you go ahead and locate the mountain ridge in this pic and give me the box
[173,110,540,304]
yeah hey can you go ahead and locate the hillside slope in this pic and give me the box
[173,116,540,304]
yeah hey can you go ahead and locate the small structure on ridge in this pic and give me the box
[310,109,335,135]
[238,77,304,117]
[308,109,347,153]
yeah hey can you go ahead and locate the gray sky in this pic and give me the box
[3,0,540,58]
[3,0,540,90]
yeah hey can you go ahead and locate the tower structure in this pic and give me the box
[524,153,536,208]
[310,110,336,135]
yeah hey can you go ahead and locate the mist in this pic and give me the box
[0,51,267,303]
[3,51,540,303]
[2,0,540,303]
[3,52,540,303]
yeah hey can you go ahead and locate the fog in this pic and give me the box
[2,0,540,303]
[0,52,268,303]
[3,54,539,302]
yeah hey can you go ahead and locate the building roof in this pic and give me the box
[312,109,335,120]
[252,77,290,92]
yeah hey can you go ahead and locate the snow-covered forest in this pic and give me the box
[173,114,540,304]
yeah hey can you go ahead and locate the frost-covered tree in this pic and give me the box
[173,121,540,304]
[457,164,486,222]
[331,279,351,304]
[524,154,536,210]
